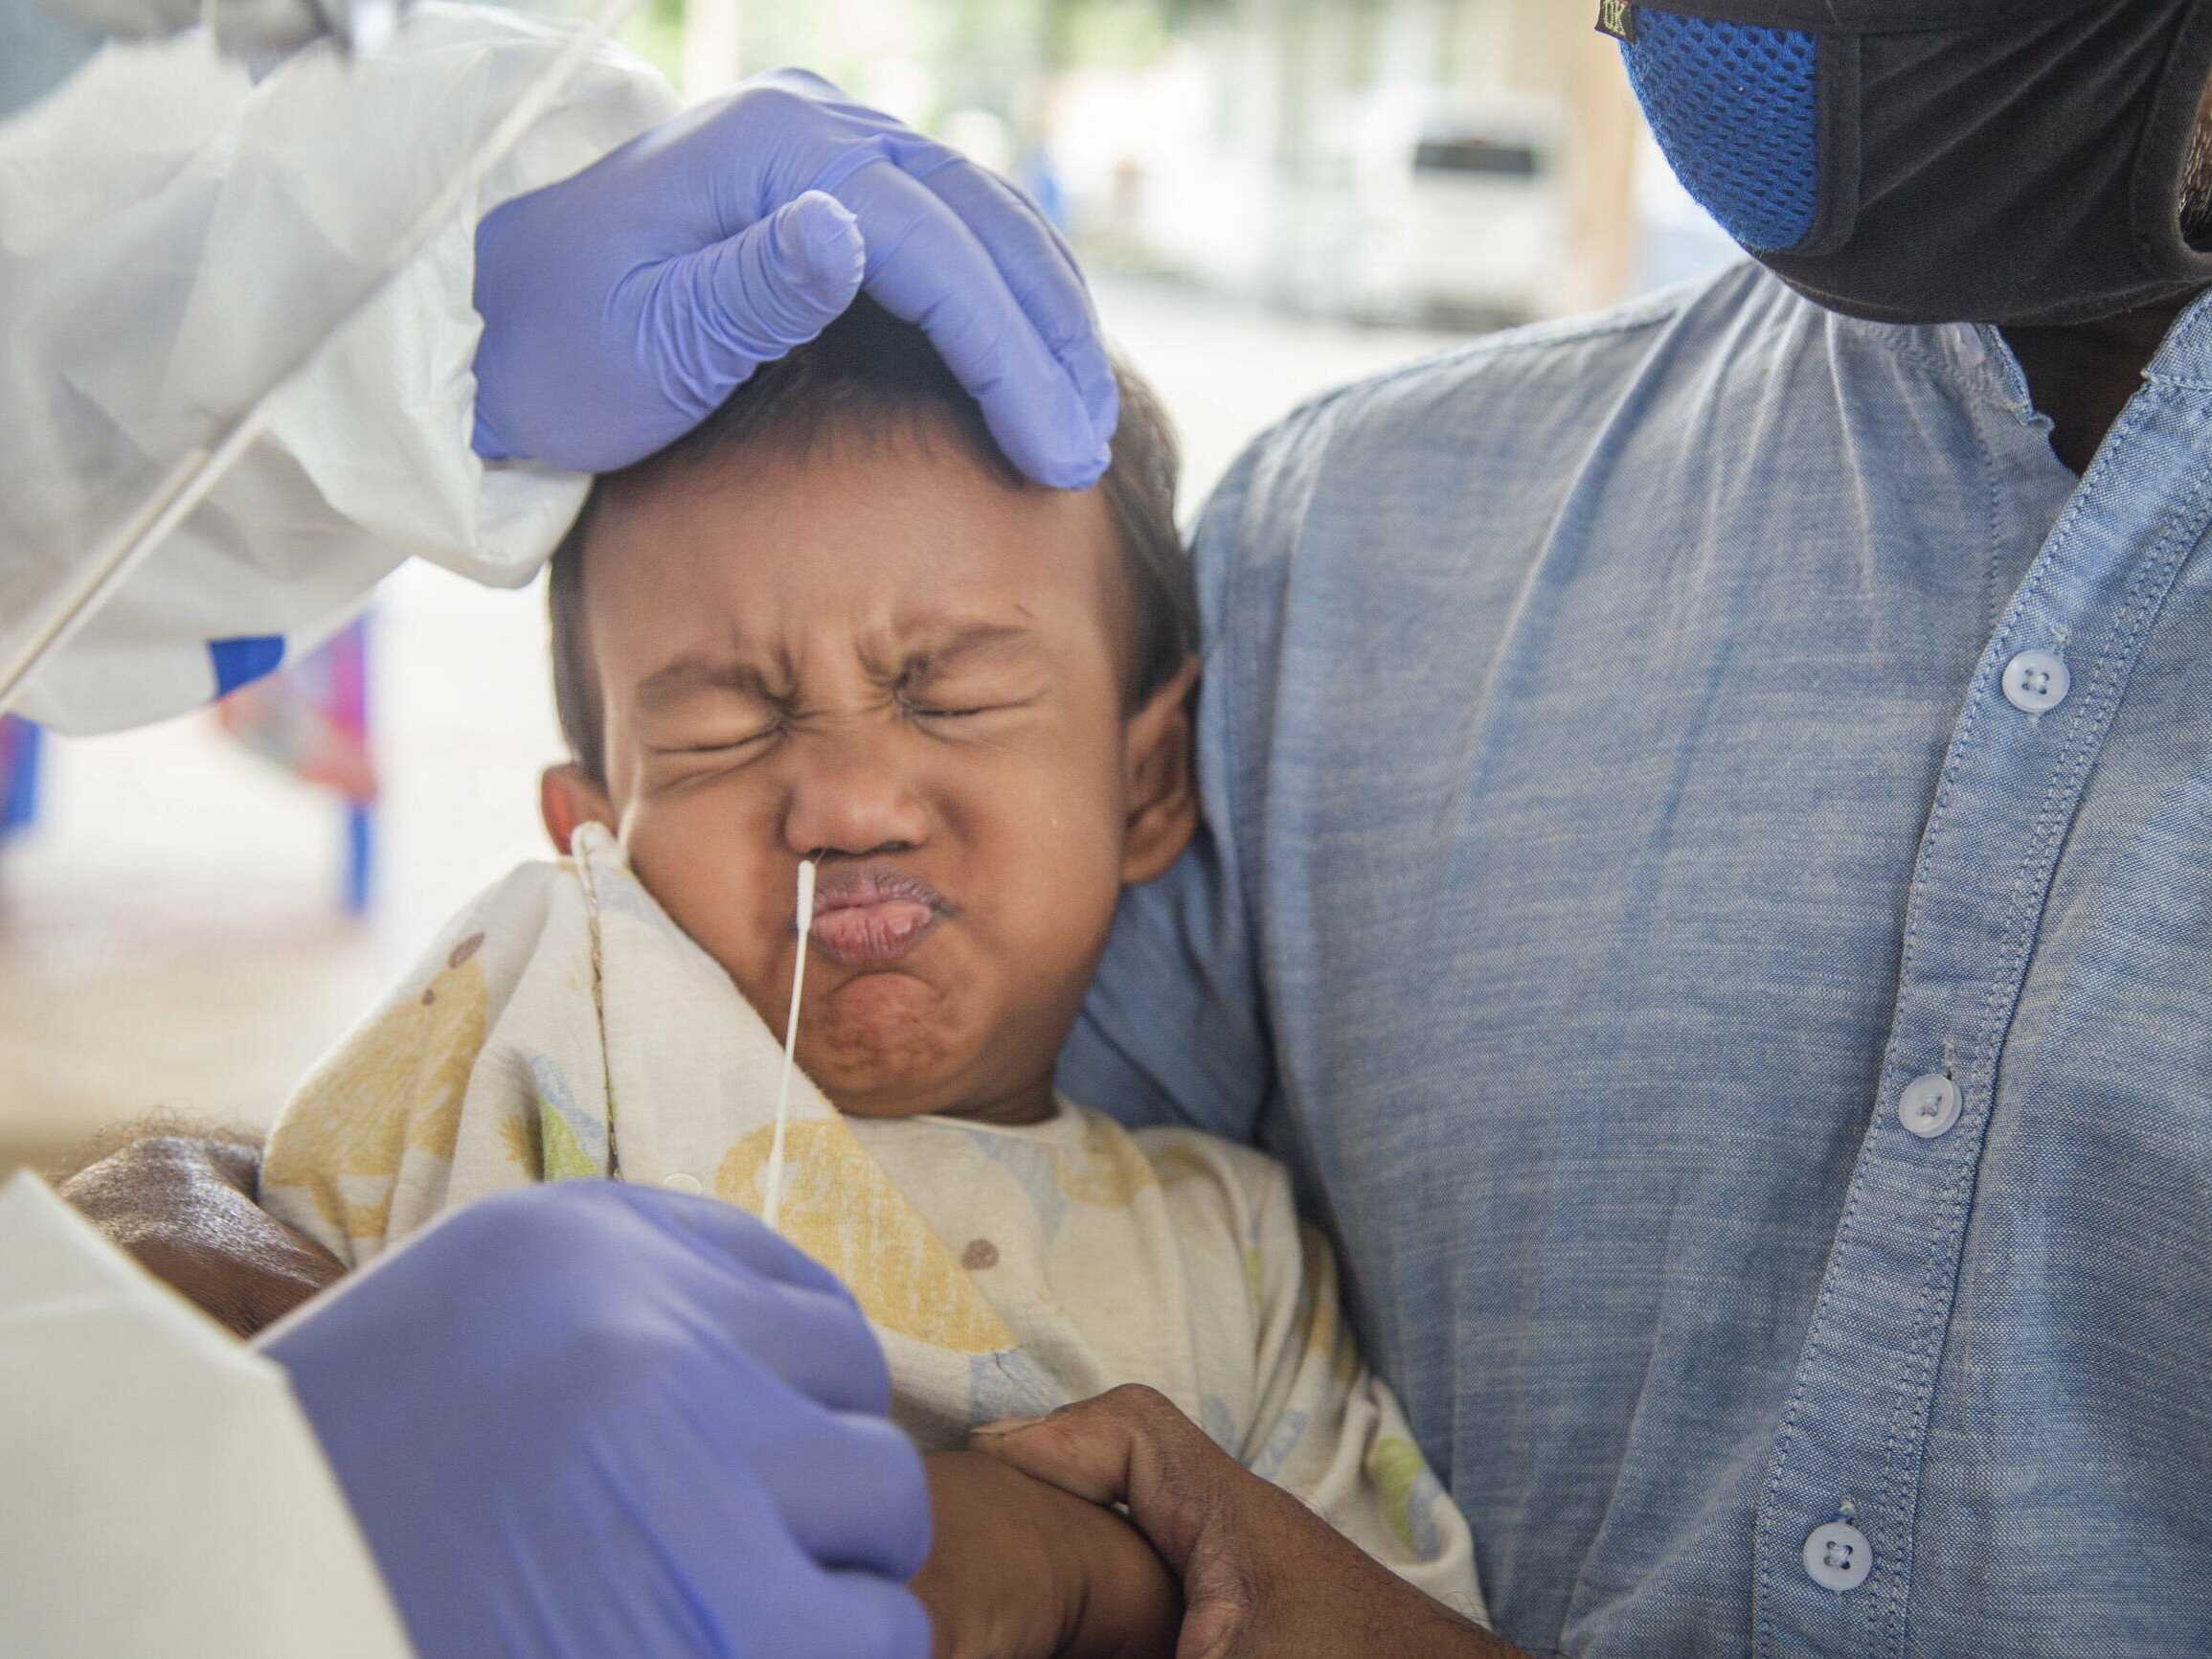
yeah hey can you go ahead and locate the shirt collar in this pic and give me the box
[2138,285,2212,387]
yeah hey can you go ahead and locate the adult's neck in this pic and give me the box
[2001,288,2206,474]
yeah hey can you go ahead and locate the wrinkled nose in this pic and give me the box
[779,728,931,859]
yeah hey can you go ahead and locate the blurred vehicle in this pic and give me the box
[1287,90,1565,329]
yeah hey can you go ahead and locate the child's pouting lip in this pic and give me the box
[807,861,955,967]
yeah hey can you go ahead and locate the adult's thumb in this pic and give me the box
[647,191,865,410]
[971,1384,1236,1574]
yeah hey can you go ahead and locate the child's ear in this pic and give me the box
[1120,657,1201,887]
[540,763,617,855]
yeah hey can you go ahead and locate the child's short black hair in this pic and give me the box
[548,298,1194,784]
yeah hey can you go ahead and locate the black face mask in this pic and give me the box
[1609,0,2212,325]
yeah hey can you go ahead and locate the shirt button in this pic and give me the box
[660,1171,704,1195]
[2001,649,2070,714]
[1803,1520,1873,1592]
[1898,1074,1963,1140]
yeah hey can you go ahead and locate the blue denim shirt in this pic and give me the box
[1061,261,2212,1658]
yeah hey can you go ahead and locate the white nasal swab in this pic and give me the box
[762,858,816,1236]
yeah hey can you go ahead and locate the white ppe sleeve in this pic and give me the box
[0,5,679,734]
[0,1171,415,1659]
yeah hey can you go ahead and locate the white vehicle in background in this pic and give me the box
[1281,90,1568,329]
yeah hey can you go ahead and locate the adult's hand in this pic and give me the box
[57,1133,341,1337]
[973,1385,1525,1659]
[472,69,1116,488]
[258,1181,931,1659]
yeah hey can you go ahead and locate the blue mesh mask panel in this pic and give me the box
[1620,11,1821,254]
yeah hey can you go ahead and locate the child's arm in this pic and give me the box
[913,1450,1180,1659]
[57,1128,343,1337]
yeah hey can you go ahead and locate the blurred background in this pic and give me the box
[0,0,1738,1179]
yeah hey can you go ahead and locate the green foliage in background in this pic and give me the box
[616,0,685,83]
[615,0,1202,115]
[1047,0,1180,71]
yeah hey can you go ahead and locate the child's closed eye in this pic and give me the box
[907,699,1018,720]
[646,717,782,760]
[895,664,1043,728]
[898,690,1044,734]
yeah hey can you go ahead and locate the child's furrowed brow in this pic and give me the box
[890,624,1040,683]
[631,625,1043,709]
[632,653,778,709]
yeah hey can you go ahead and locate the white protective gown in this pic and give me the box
[0,1171,415,1658]
[0,4,677,733]
[0,18,670,1651]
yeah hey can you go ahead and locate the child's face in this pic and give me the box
[544,424,1196,1125]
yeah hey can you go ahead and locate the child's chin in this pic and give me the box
[802,977,967,1110]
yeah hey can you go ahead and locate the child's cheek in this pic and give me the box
[621,809,785,1001]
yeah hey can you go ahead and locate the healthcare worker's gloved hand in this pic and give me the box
[471,69,1117,488]
[255,1181,932,1659]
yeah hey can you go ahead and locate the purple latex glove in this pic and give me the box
[257,1181,930,1659]
[472,69,1116,488]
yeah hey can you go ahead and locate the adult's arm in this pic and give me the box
[975,1385,1529,1659]
[1058,443,1276,1141]
[0,11,673,735]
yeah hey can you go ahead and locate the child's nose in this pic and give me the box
[780,734,931,858]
